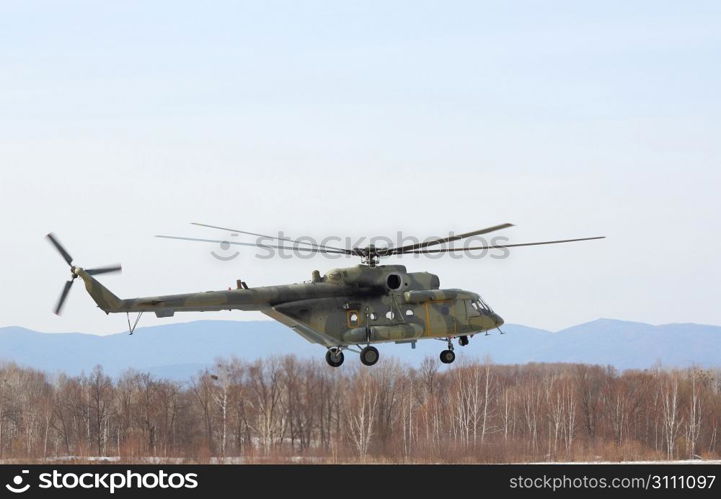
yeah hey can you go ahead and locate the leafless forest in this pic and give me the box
[0,357,719,463]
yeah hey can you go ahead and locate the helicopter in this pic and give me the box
[46,223,604,367]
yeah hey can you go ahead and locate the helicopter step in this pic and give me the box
[344,324,422,343]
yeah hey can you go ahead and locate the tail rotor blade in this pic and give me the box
[46,233,73,266]
[86,264,122,276]
[54,280,74,315]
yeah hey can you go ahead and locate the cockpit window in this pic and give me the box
[476,298,492,313]
[469,298,493,315]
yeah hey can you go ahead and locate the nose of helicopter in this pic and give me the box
[491,312,504,327]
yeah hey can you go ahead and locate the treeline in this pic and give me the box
[0,358,719,463]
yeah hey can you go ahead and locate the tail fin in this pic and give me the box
[75,268,125,313]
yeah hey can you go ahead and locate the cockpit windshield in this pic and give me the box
[469,297,493,315]
[478,297,493,312]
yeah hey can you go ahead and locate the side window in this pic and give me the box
[347,311,360,327]
[469,300,481,315]
[385,310,395,320]
[405,308,414,317]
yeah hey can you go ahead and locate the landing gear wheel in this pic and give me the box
[360,346,379,366]
[440,349,456,364]
[325,349,344,367]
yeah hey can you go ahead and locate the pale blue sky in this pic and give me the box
[1,1,720,333]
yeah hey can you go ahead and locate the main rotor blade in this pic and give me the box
[54,280,74,315]
[86,264,122,275]
[191,222,354,255]
[46,233,73,266]
[155,235,351,255]
[405,236,606,254]
[388,223,514,255]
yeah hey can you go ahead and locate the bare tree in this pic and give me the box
[344,370,379,461]
[660,374,683,459]
[685,369,703,459]
[190,371,217,455]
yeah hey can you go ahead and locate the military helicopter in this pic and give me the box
[46,224,604,367]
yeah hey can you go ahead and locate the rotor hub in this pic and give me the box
[357,245,382,266]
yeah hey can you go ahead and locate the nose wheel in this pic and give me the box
[360,346,379,366]
[325,348,344,367]
[440,337,456,364]
[440,349,456,364]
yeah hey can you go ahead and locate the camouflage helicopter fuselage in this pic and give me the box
[49,223,604,366]
[75,263,503,349]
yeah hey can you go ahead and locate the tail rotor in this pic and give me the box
[46,233,122,315]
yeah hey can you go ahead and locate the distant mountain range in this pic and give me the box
[0,319,719,380]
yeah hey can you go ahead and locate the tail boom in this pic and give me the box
[75,268,124,313]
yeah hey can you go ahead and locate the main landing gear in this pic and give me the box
[325,348,344,367]
[326,346,380,367]
[360,346,379,366]
[440,337,456,364]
